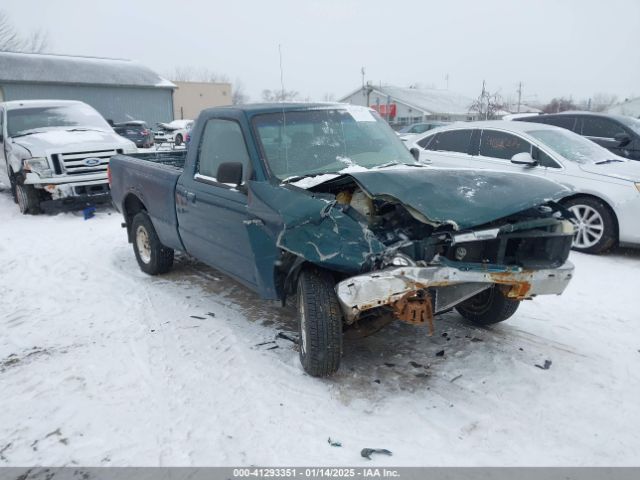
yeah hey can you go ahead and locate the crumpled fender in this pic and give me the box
[247,181,386,278]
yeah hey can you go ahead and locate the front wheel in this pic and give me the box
[297,268,343,377]
[564,196,616,254]
[131,212,174,275]
[16,181,41,215]
[455,286,520,326]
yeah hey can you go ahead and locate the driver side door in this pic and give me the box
[0,108,9,186]
[176,117,257,288]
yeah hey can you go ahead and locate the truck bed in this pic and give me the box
[109,150,188,252]
[122,150,187,170]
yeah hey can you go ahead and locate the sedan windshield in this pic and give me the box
[528,129,619,164]
[618,116,640,136]
[7,104,111,137]
[252,107,417,180]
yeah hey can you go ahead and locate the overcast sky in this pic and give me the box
[3,0,639,104]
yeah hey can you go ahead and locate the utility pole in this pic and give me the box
[445,73,449,90]
[517,81,523,113]
[481,80,488,120]
[361,67,365,90]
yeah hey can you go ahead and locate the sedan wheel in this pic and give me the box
[568,204,604,250]
[564,197,616,254]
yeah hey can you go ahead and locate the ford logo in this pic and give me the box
[83,157,101,166]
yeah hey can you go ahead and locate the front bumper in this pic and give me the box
[335,261,574,322]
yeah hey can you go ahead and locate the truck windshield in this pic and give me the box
[252,107,417,181]
[7,104,111,137]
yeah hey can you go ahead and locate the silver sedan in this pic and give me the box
[406,120,640,254]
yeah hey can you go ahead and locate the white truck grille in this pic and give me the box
[58,149,117,175]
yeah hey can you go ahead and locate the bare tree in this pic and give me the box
[469,81,505,120]
[232,79,249,105]
[322,92,336,102]
[0,10,49,52]
[542,97,577,113]
[590,92,618,112]
[170,66,230,83]
[262,88,299,102]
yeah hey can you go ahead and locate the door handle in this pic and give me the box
[186,191,196,203]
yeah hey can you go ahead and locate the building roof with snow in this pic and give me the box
[340,85,476,116]
[0,51,175,89]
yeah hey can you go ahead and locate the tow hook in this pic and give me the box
[391,289,435,335]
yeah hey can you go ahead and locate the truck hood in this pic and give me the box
[578,160,640,183]
[11,129,132,156]
[316,166,572,230]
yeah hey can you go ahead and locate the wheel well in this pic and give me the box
[560,193,619,238]
[123,194,147,242]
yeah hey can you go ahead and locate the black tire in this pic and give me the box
[8,170,18,204]
[563,196,616,254]
[296,268,343,377]
[455,286,520,326]
[15,179,41,215]
[131,212,174,275]
[174,134,183,147]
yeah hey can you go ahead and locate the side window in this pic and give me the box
[417,133,436,149]
[544,116,577,132]
[425,129,472,154]
[581,117,625,139]
[479,130,532,160]
[533,146,561,168]
[197,119,251,182]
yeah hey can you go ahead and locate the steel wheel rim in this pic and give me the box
[568,204,604,249]
[298,288,308,355]
[136,225,152,264]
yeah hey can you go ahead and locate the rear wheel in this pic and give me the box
[563,196,616,254]
[455,286,520,326]
[131,212,174,275]
[297,268,343,377]
[16,179,41,215]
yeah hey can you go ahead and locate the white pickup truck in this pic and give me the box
[0,99,137,214]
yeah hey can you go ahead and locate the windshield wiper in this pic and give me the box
[282,173,324,184]
[595,159,624,165]
[10,130,48,139]
[65,128,107,133]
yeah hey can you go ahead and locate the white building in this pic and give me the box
[339,85,479,125]
[607,98,640,118]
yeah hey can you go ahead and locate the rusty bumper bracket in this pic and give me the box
[335,261,574,323]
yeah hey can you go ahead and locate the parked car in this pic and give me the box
[110,104,575,377]
[153,119,193,146]
[0,99,137,214]
[406,120,640,254]
[113,121,154,148]
[397,121,448,139]
[515,112,640,161]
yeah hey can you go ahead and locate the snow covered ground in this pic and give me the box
[0,183,639,467]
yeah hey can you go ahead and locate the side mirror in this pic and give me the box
[511,152,538,167]
[409,147,420,161]
[614,132,631,147]
[217,162,243,186]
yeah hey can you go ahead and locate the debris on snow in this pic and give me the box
[436,350,445,357]
[328,438,342,447]
[361,448,393,460]
[535,360,553,370]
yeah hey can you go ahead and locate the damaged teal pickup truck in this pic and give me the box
[109,103,576,377]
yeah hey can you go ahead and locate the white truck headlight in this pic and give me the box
[635,182,640,193]
[123,142,138,154]
[23,157,52,176]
